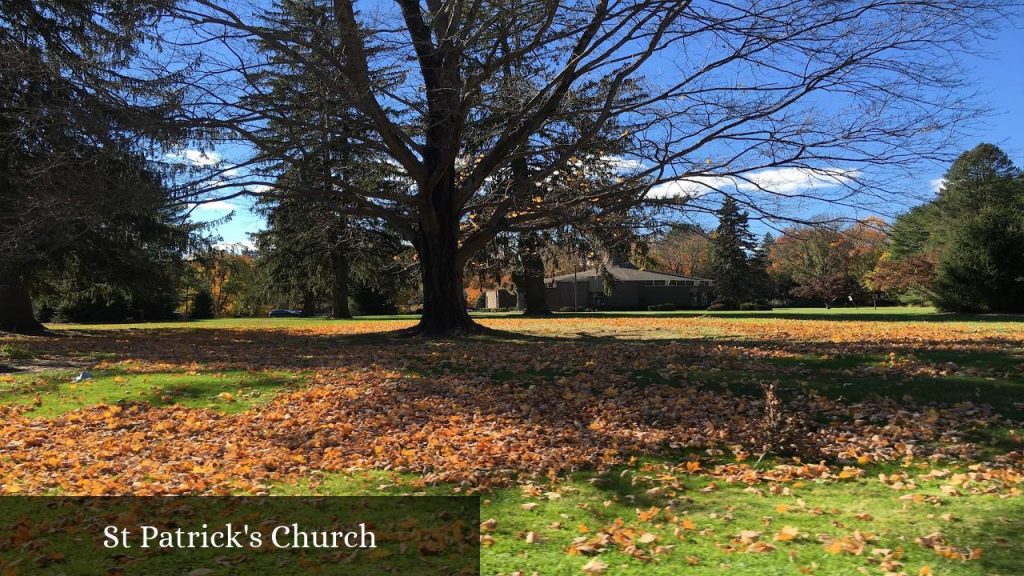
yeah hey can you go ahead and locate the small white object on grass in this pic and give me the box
[72,371,92,382]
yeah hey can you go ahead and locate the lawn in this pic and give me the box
[1,308,1022,575]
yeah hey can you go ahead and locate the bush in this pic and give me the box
[558,306,587,312]
[706,302,730,311]
[35,282,179,323]
[473,293,487,310]
[348,288,398,316]
[189,289,215,319]
[647,303,676,311]
[739,302,773,311]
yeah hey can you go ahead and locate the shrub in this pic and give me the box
[348,283,399,316]
[558,306,586,312]
[706,302,730,311]
[189,289,215,319]
[647,303,676,311]
[34,283,179,323]
[739,302,773,311]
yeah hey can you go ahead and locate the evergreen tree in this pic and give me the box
[254,178,352,318]
[242,0,393,319]
[254,172,415,318]
[0,0,186,332]
[933,205,1024,312]
[749,233,775,303]
[189,289,216,320]
[881,144,1024,311]
[710,198,757,307]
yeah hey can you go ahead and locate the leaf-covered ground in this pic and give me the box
[1,310,1022,575]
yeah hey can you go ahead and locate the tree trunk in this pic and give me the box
[513,233,551,316]
[301,290,316,317]
[330,246,351,319]
[0,277,44,334]
[411,175,481,336]
[414,228,480,335]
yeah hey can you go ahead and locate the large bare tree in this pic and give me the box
[168,0,1010,335]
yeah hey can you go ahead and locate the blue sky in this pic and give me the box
[189,17,1024,246]
[965,25,1024,160]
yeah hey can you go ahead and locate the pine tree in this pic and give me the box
[749,233,775,304]
[710,198,757,308]
[242,0,397,319]
[1,1,186,332]
[882,144,1024,311]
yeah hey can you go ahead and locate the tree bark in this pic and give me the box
[330,246,351,319]
[301,290,316,317]
[513,233,551,316]
[0,277,44,334]
[410,174,481,336]
[414,229,480,335]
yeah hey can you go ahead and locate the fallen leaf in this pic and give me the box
[580,557,608,574]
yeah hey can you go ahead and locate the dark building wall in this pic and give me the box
[638,285,694,307]
[546,282,589,310]
[545,280,711,309]
[597,281,641,308]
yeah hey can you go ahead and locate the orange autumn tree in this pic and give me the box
[769,219,887,307]
[649,224,713,278]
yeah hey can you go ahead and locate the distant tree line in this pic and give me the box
[649,144,1023,313]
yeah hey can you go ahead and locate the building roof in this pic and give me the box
[546,264,711,284]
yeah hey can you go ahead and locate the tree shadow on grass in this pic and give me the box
[3,323,1022,498]
[14,326,1024,396]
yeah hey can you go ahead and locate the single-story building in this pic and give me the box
[544,264,713,310]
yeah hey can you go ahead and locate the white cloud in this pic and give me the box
[648,175,735,198]
[647,167,859,199]
[248,184,273,194]
[165,149,222,167]
[930,178,944,194]
[191,200,236,212]
[602,155,646,172]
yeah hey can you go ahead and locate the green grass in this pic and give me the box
[268,462,1022,576]
[0,368,304,417]
[756,349,1024,419]
[0,342,37,361]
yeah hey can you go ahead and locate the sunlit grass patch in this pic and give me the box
[0,342,37,361]
[272,460,1022,576]
[0,368,304,418]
